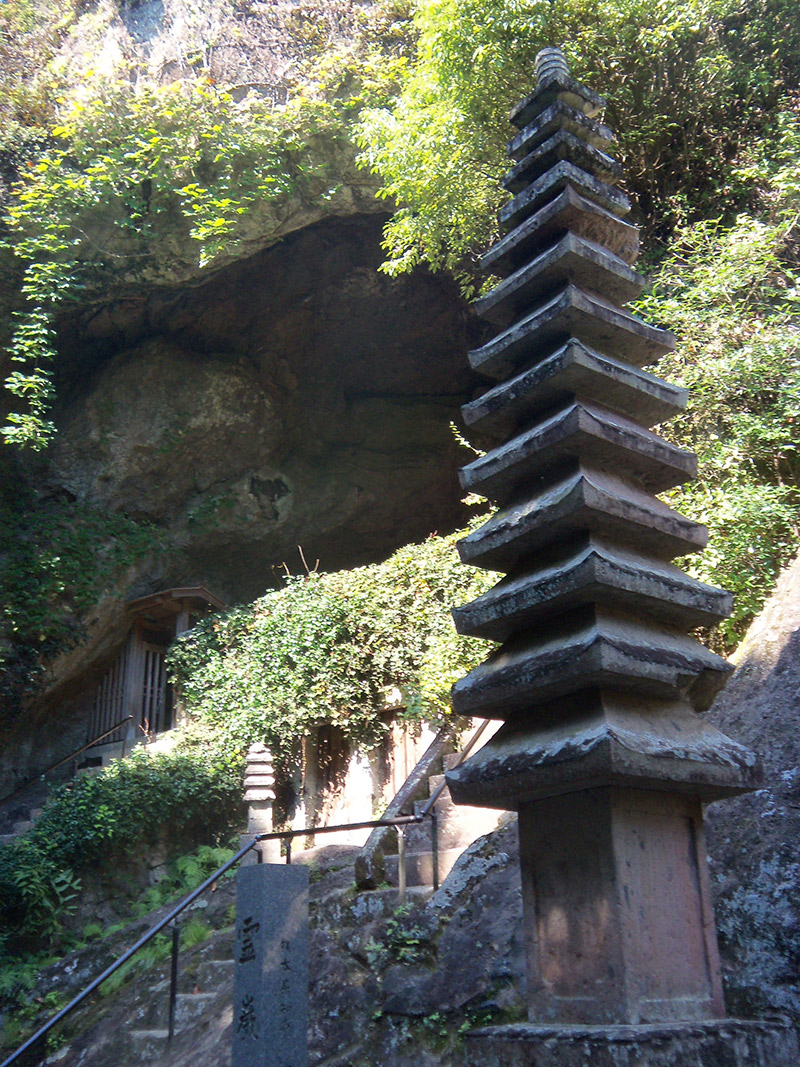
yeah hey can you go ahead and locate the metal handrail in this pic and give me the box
[419,717,491,819]
[0,716,135,806]
[2,723,490,1066]
[0,810,435,1067]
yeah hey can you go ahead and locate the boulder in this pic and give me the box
[705,550,800,1018]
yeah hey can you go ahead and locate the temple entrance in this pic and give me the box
[85,587,223,758]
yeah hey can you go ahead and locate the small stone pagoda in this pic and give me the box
[446,47,798,1063]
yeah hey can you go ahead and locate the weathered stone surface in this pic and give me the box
[459,401,695,501]
[464,1019,800,1067]
[452,538,732,642]
[451,607,732,719]
[508,100,615,160]
[503,129,622,193]
[380,834,524,1017]
[461,340,686,441]
[510,70,605,128]
[474,233,643,327]
[232,864,309,1067]
[704,550,800,1017]
[517,788,724,1024]
[447,694,759,809]
[500,160,631,232]
[482,187,639,275]
[468,285,674,380]
[48,217,475,594]
[457,465,708,572]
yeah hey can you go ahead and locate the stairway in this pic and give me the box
[383,753,504,889]
[25,732,509,1067]
[0,780,51,845]
[126,933,235,1062]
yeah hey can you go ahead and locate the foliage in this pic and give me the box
[0,838,228,1051]
[98,932,172,998]
[0,747,243,949]
[1,2,413,449]
[130,844,236,919]
[0,476,161,716]
[357,0,800,278]
[359,3,800,643]
[0,0,74,129]
[365,902,436,969]
[168,529,494,760]
[2,79,321,448]
[641,108,800,644]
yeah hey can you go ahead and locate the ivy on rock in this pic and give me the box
[167,529,495,760]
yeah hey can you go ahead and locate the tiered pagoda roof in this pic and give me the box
[446,48,758,809]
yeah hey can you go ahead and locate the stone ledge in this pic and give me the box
[464,1018,799,1067]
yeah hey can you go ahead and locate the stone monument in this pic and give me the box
[234,739,307,1067]
[232,863,309,1067]
[446,46,799,1065]
[241,742,281,865]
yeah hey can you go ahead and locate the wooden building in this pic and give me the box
[86,587,223,759]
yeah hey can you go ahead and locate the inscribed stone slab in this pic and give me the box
[232,863,309,1067]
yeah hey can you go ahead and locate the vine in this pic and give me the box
[1,2,414,448]
[167,528,495,759]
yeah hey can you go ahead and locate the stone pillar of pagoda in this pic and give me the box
[444,46,771,1032]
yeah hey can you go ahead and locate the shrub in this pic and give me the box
[0,747,243,949]
[168,528,495,760]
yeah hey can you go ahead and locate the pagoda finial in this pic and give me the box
[534,46,569,84]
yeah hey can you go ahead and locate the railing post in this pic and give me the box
[430,812,439,893]
[167,921,180,1044]
[285,836,292,865]
[397,825,407,905]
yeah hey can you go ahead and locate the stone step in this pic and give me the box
[175,991,218,1028]
[384,848,463,888]
[41,1042,74,1064]
[404,810,501,855]
[413,789,501,824]
[128,1029,169,1062]
[138,989,219,1030]
[194,957,234,991]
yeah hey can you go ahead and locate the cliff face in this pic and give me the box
[47,213,476,601]
[0,1,483,763]
[705,550,800,1017]
[5,212,477,759]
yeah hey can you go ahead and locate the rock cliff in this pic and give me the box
[705,549,800,1017]
[4,211,478,760]
[1,2,484,752]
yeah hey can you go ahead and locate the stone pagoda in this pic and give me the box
[446,47,798,1064]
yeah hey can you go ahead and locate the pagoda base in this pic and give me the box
[463,1019,800,1067]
